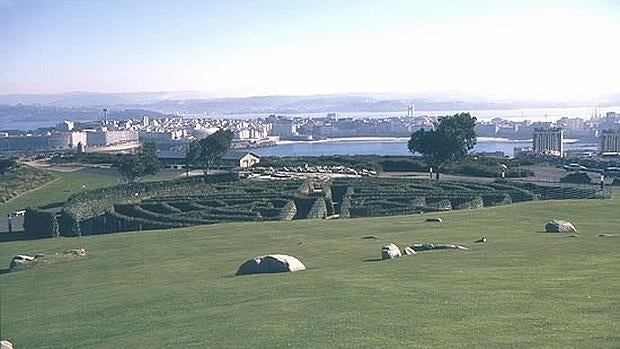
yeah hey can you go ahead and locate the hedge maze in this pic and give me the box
[23,173,605,237]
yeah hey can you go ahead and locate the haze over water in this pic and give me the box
[254,137,598,158]
[7,105,620,131]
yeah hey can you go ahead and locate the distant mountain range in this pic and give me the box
[0,105,172,125]
[1,91,619,125]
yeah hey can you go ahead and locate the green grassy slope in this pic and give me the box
[1,197,618,348]
[0,169,118,217]
[0,165,57,203]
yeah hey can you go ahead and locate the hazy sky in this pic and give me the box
[1,0,619,99]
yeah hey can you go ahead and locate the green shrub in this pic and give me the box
[59,211,81,237]
[481,193,512,206]
[23,208,59,238]
[450,195,484,210]
[560,172,592,184]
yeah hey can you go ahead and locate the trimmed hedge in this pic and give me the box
[481,193,512,207]
[24,169,601,237]
[23,208,59,238]
[560,172,592,184]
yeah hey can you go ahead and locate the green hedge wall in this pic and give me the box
[23,208,59,238]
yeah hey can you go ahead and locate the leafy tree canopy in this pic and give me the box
[0,157,17,174]
[186,129,233,174]
[407,112,477,172]
[116,142,161,183]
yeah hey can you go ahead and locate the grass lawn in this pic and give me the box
[1,197,618,348]
[0,169,118,218]
[0,165,57,203]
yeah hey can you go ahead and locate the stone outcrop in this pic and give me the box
[381,243,402,260]
[236,254,306,275]
[545,220,577,233]
[9,254,37,270]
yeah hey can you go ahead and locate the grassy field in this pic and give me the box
[1,196,619,348]
[0,165,57,203]
[0,169,118,218]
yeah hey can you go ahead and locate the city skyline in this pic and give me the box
[2,0,619,101]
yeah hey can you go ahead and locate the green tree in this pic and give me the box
[186,129,233,175]
[116,142,161,183]
[0,157,17,174]
[407,112,477,178]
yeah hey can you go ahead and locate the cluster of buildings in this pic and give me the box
[510,112,620,157]
[1,110,620,158]
[0,120,139,152]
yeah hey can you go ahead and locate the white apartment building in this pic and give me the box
[532,127,564,156]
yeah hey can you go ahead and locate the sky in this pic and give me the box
[1,0,619,100]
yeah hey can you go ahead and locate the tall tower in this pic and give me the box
[102,108,108,124]
[407,100,415,117]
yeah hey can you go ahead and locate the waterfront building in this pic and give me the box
[599,128,620,154]
[86,130,139,147]
[532,127,564,156]
[0,133,70,151]
[475,123,498,137]
[69,131,87,148]
[270,116,296,138]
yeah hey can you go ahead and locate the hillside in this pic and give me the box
[1,195,618,348]
[0,164,57,204]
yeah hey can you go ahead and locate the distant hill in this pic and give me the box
[1,91,619,120]
[0,105,172,126]
[0,91,215,107]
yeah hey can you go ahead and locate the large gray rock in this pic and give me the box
[545,220,577,233]
[1,340,14,349]
[9,254,37,270]
[381,243,402,260]
[236,254,306,275]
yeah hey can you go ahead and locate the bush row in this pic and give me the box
[23,208,59,238]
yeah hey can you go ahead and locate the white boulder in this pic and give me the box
[1,340,14,349]
[545,220,577,233]
[381,243,402,260]
[236,254,306,275]
[9,255,37,269]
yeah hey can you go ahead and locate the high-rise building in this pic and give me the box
[270,116,296,138]
[532,127,564,156]
[599,129,620,154]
